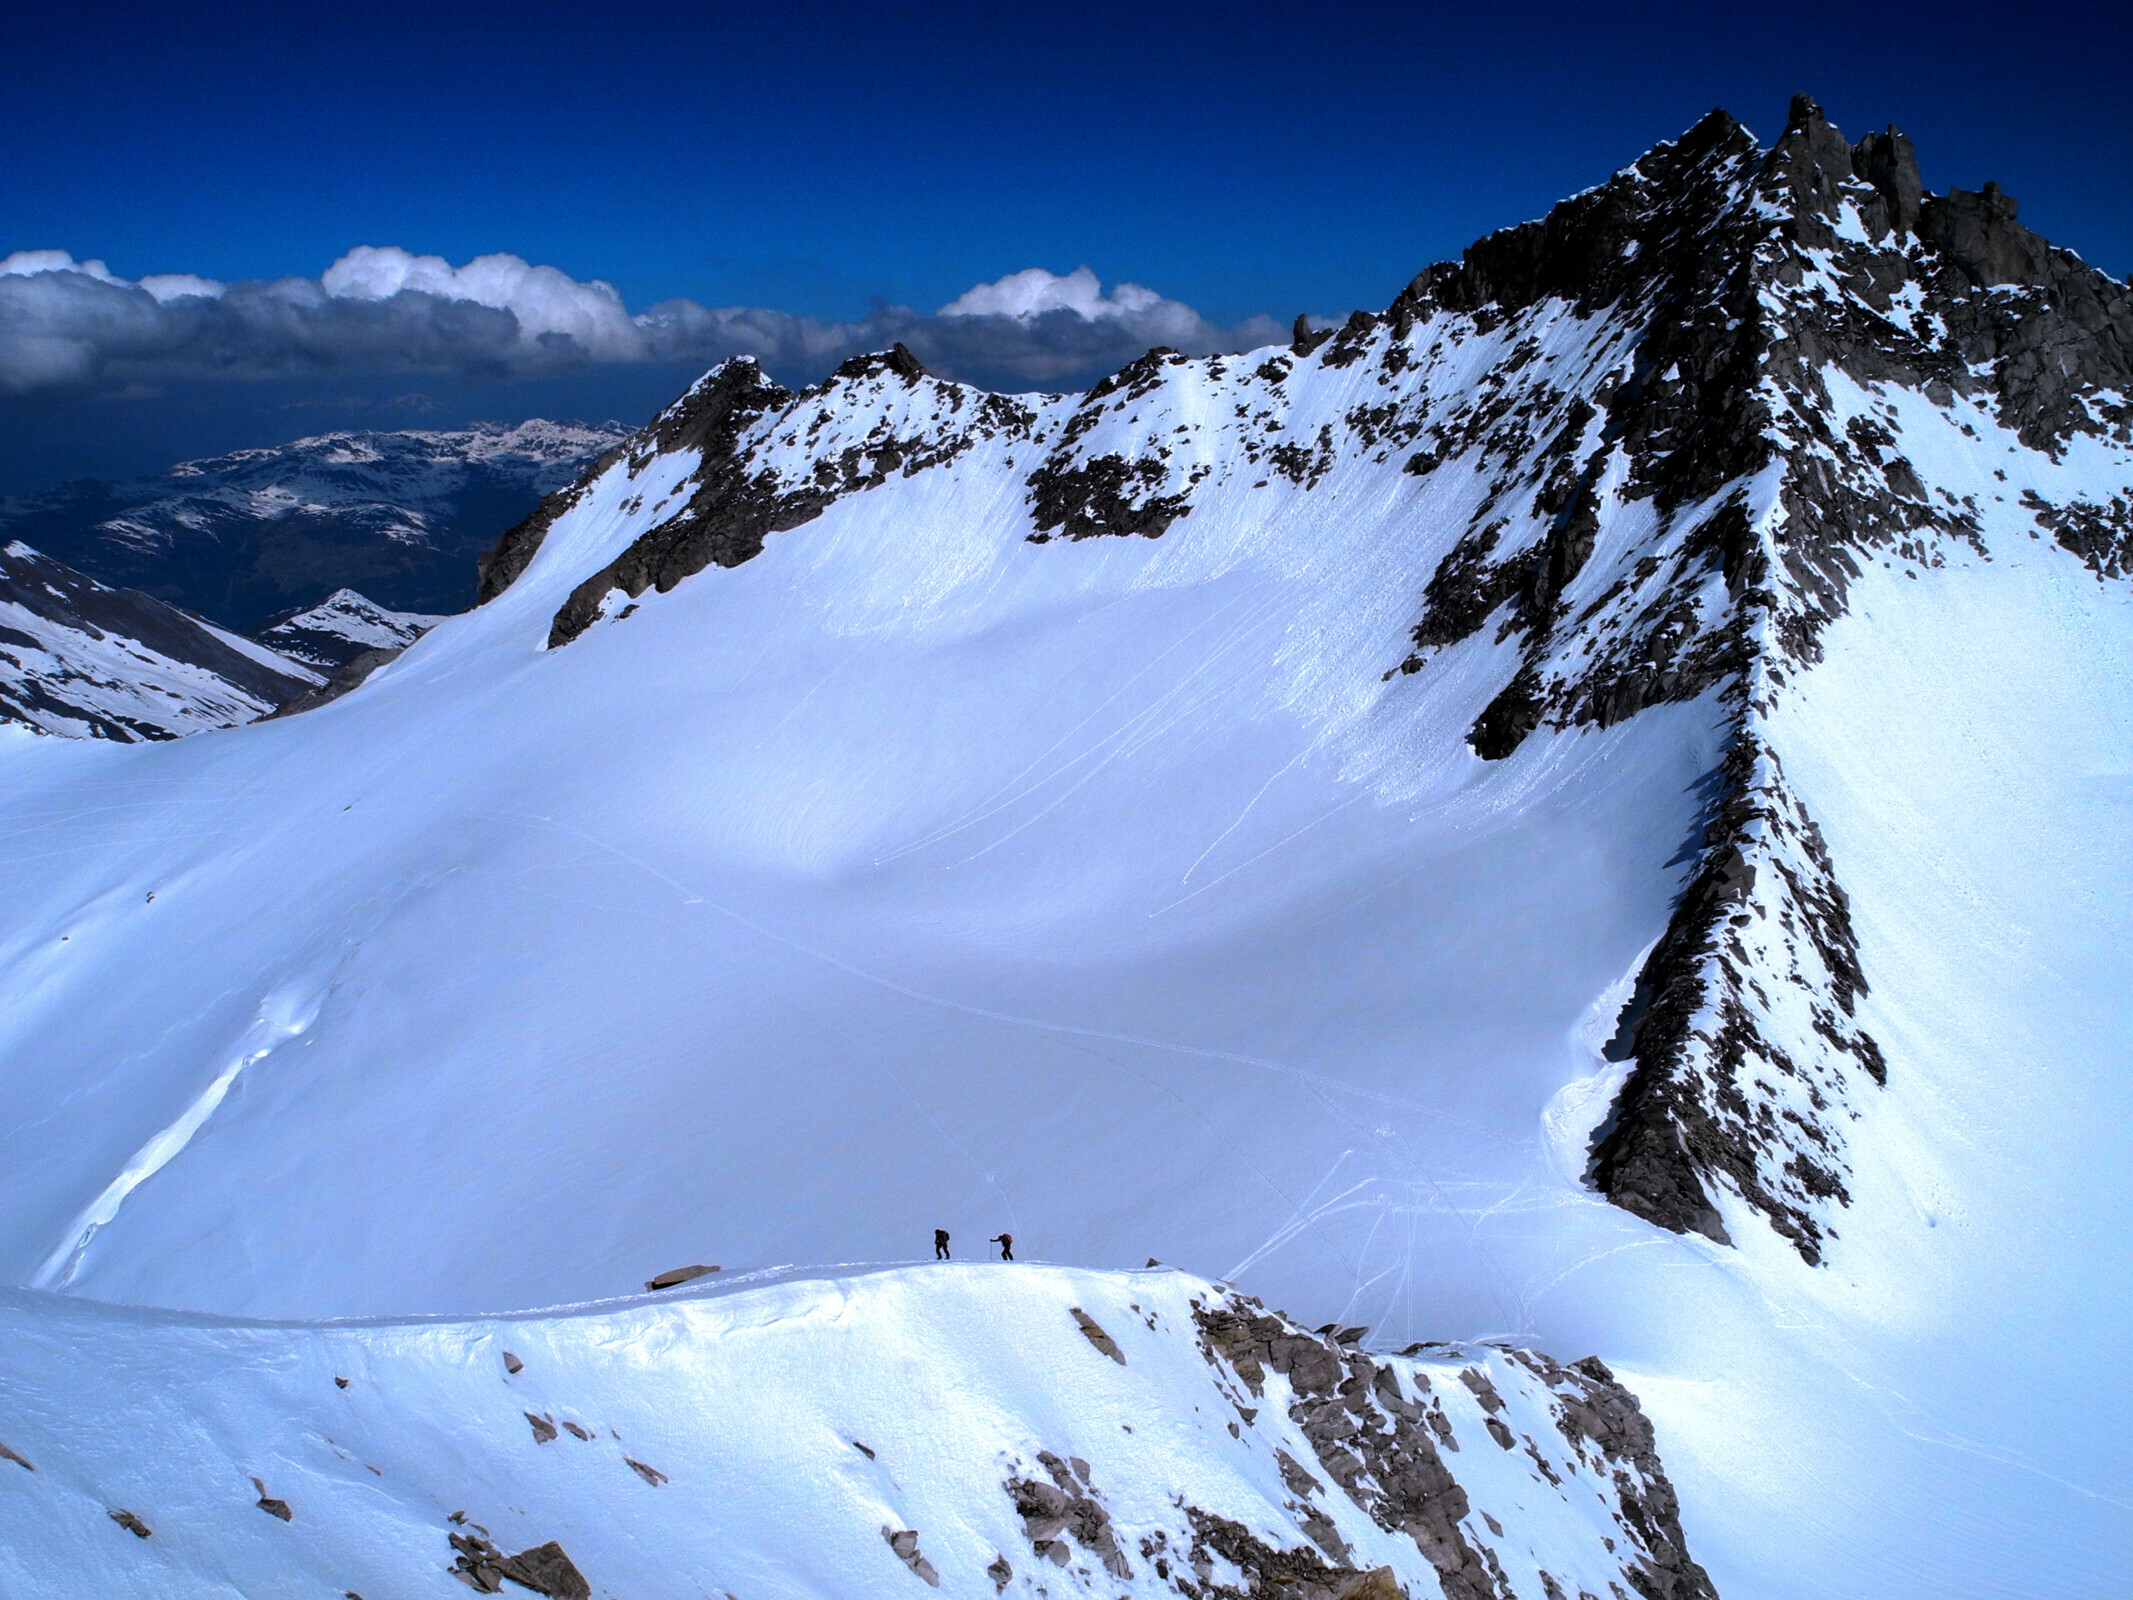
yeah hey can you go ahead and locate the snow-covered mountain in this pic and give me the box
[0,540,319,738]
[254,587,447,670]
[1,96,2128,1598]
[0,419,627,631]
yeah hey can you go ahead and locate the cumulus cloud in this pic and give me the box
[0,248,1288,398]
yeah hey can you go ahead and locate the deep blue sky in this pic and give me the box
[12,0,2129,318]
[2,0,2127,488]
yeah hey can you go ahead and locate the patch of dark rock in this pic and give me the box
[1588,729,1882,1262]
[503,1351,523,1374]
[1468,667,1546,760]
[986,1553,1014,1592]
[252,1477,292,1521]
[335,1375,350,1388]
[1006,1453,1133,1578]
[1027,452,1193,542]
[626,1456,668,1485]
[451,1531,592,1599]
[852,1439,876,1459]
[525,1412,558,1444]
[1186,1507,1404,1600]
[108,1508,152,1538]
[833,343,929,385]
[1070,1306,1126,1364]
[0,1441,34,1472]
[882,1525,942,1586]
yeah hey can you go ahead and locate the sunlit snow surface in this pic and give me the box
[0,344,2128,1597]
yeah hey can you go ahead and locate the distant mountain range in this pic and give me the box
[0,540,320,739]
[0,419,627,632]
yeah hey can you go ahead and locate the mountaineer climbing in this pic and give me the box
[990,1233,1014,1261]
[934,1228,950,1261]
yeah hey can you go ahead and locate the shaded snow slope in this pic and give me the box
[255,587,448,670]
[0,1266,1712,1600]
[0,540,318,738]
[0,96,2128,1598]
[0,419,626,630]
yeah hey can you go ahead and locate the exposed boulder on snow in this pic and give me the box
[1071,1305,1127,1363]
[0,540,319,738]
[882,1524,943,1585]
[645,1263,718,1290]
[449,1530,591,1597]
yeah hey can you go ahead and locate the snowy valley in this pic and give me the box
[0,96,2128,1598]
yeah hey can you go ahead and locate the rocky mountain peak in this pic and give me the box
[456,96,2133,1268]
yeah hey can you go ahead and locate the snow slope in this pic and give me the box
[0,97,2128,1597]
[0,1264,1711,1600]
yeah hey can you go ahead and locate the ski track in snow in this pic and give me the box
[32,985,326,1289]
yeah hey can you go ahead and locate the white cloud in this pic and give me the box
[0,247,1291,396]
[320,247,644,361]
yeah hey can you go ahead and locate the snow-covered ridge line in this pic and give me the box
[0,1265,1712,1600]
